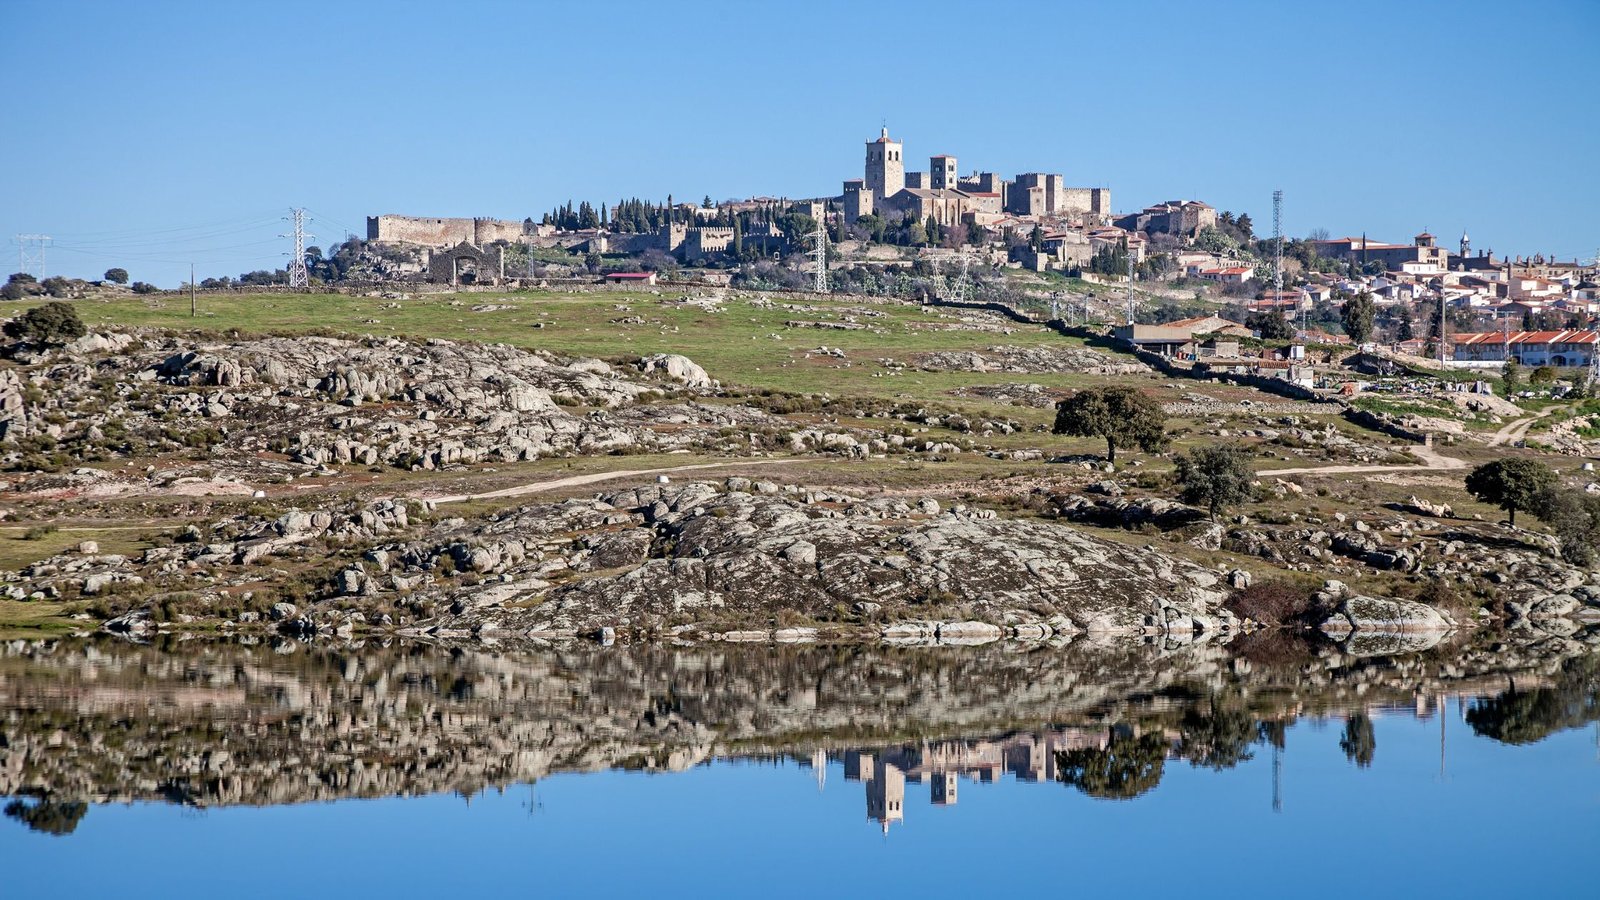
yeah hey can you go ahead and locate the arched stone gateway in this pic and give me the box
[427,241,505,286]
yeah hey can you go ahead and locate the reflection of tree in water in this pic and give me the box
[1055,732,1169,800]
[1340,713,1376,768]
[1178,696,1260,770]
[4,797,88,836]
[1466,657,1600,746]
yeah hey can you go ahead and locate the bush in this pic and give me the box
[22,524,59,541]
[131,281,159,295]
[3,301,86,346]
[103,268,129,285]
[1226,579,1322,626]
[1533,486,1600,565]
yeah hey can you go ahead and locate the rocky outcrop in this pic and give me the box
[1316,581,1455,654]
[916,345,1147,376]
[0,368,27,442]
[423,480,1233,639]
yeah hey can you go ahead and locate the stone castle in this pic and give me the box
[843,127,1110,226]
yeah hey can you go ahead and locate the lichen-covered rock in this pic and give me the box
[459,482,1230,638]
[1320,592,1454,635]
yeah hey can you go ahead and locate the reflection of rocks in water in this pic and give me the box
[1,634,1598,835]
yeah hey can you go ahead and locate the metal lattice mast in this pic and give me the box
[1126,244,1135,325]
[809,226,828,294]
[951,247,971,303]
[1272,189,1283,299]
[282,208,313,289]
[1273,190,1295,337]
[15,234,50,279]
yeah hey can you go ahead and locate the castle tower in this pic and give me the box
[865,128,904,206]
[930,155,957,191]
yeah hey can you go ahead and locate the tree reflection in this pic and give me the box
[1054,732,1169,800]
[1339,713,1376,768]
[1177,697,1260,770]
[4,797,88,836]
[1466,658,1600,745]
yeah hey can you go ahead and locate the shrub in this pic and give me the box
[1226,579,1322,626]
[3,301,85,346]
[22,524,59,541]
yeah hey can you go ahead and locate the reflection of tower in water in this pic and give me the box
[866,761,905,834]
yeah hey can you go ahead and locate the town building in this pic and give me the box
[1115,315,1253,356]
[1311,232,1449,273]
[1450,329,1600,368]
[1115,201,1217,240]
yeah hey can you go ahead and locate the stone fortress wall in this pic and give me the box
[367,215,529,248]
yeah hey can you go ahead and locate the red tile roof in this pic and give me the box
[1453,330,1600,346]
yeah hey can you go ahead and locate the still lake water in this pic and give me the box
[2,635,1596,898]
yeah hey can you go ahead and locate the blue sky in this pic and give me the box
[3,0,1597,286]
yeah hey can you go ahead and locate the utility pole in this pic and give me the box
[282,208,312,290]
[190,263,196,318]
[1272,742,1282,814]
[15,234,50,279]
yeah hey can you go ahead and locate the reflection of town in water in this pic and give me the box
[809,689,1597,834]
[2,637,1598,837]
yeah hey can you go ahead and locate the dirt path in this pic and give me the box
[1258,442,1468,477]
[1487,407,1553,447]
[428,459,803,504]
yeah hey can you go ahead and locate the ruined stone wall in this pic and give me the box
[367,215,527,247]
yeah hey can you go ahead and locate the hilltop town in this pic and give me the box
[335,127,1600,366]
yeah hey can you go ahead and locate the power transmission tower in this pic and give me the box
[808,226,828,294]
[950,247,971,303]
[15,234,51,279]
[282,208,313,290]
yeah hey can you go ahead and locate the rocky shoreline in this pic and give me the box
[9,474,1590,650]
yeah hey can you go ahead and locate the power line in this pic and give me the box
[43,210,282,240]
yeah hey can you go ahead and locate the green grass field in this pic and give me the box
[6,289,1173,419]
